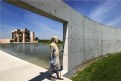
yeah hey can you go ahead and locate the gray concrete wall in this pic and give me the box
[6,0,121,75]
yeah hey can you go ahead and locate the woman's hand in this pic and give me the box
[59,49,64,52]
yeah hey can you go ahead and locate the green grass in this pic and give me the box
[71,52,121,81]
[38,39,63,46]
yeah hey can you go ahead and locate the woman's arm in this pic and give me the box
[59,49,64,52]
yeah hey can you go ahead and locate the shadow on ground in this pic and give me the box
[29,71,51,81]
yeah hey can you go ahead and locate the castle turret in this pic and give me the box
[30,32,35,42]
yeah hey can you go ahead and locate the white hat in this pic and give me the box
[51,36,58,41]
[51,36,58,39]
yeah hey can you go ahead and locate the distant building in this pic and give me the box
[30,32,35,42]
[11,28,35,43]
[0,39,11,44]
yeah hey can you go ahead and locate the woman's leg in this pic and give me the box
[56,70,59,78]
[56,69,63,80]
[49,64,53,78]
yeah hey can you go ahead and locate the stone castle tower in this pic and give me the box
[11,28,35,43]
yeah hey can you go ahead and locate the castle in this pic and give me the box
[11,28,35,43]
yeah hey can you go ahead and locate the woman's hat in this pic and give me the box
[51,36,58,41]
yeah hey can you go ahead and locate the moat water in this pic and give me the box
[0,43,63,69]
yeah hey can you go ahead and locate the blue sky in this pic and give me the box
[64,0,121,28]
[1,0,121,40]
[0,0,63,40]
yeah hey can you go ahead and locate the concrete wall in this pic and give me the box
[6,0,121,75]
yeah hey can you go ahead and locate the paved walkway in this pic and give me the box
[0,50,72,81]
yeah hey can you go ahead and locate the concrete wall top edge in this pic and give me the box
[5,0,68,23]
[83,16,121,30]
[64,1,121,30]
[5,0,121,30]
[4,0,121,30]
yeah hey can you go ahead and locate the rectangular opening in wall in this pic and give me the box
[0,0,67,70]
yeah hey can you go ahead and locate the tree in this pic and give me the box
[35,37,38,41]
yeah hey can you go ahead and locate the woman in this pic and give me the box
[48,36,63,80]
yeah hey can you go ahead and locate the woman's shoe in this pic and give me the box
[57,77,63,80]
[49,76,56,80]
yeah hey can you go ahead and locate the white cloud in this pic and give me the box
[24,11,63,40]
[89,1,117,23]
[106,17,121,28]
[88,1,121,28]
[31,21,63,40]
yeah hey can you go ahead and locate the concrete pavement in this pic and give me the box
[0,50,72,81]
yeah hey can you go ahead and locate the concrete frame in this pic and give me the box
[5,0,69,72]
[5,0,121,75]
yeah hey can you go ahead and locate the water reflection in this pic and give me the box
[0,43,63,69]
